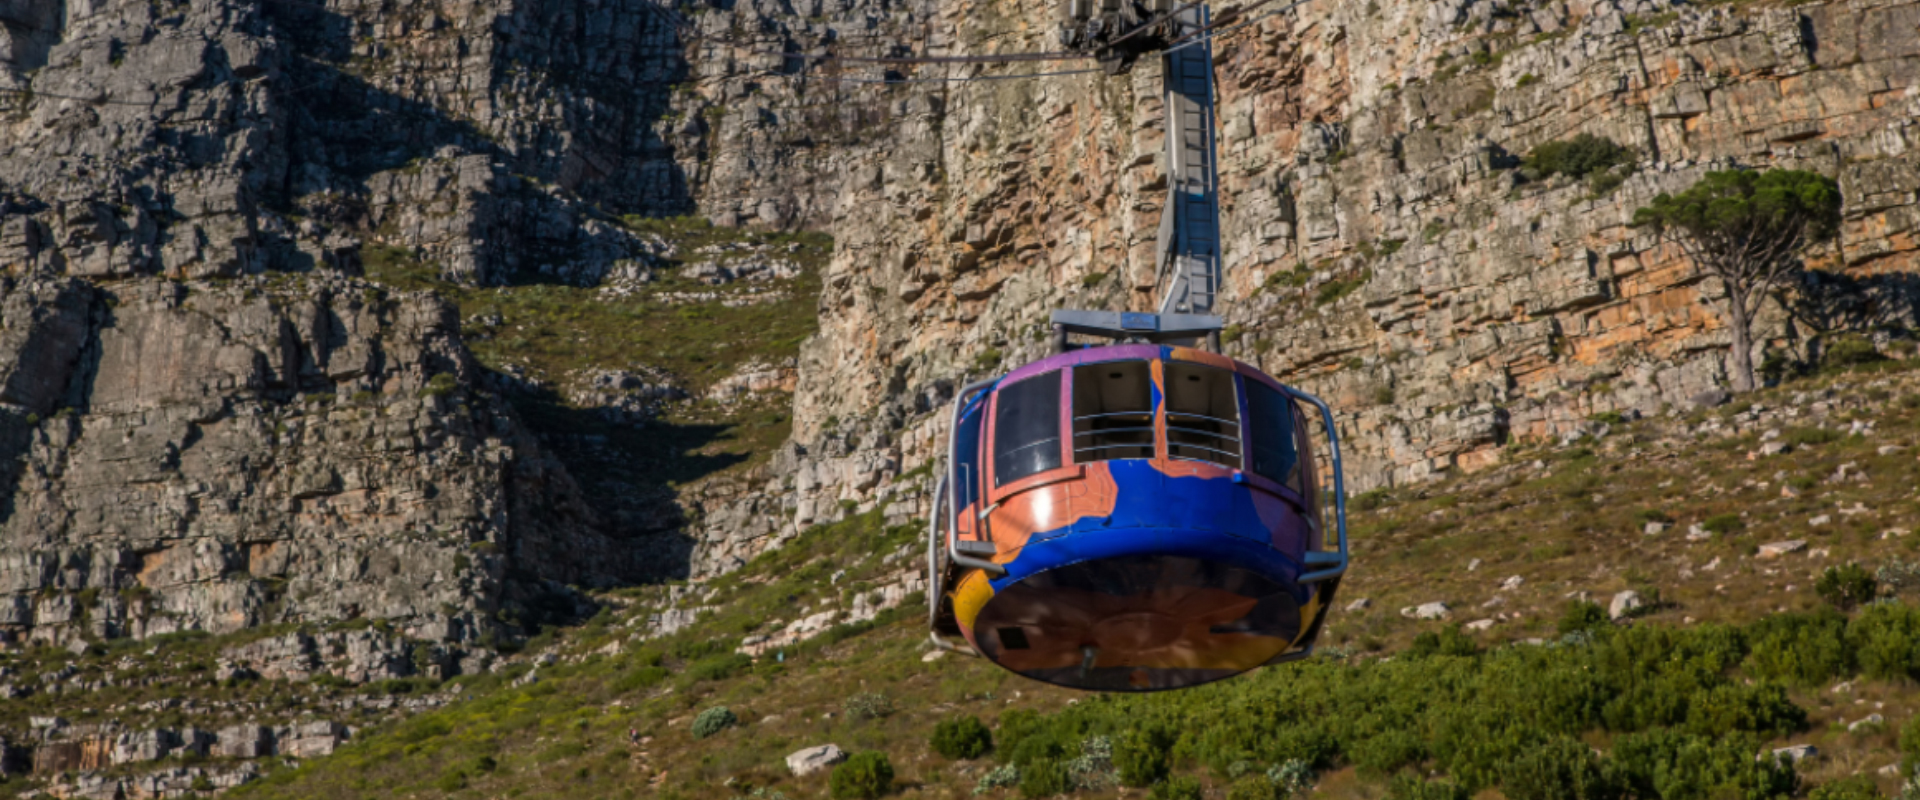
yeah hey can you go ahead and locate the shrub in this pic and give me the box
[1408,625,1479,658]
[1018,760,1070,798]
[686,652,752,683]
[1150,776,1204,800]
[1524,134,1634,181]
[975,764,1021,795]
[1559,601,1611,636]
[1787,426,1841,446]
[1227,776,1278,800]
[691,706,737,739]
[1852,601,1920,681]
[1386,775,1472,800]
[1701,514,1744,535]
[1610,730,1797,800]
[1815,563,1879,611]
[1114,726,1174,787]
[830,751,895,800]
[1902,716,1920,778]
[1268,760,1314,797]
[1744,610,1853,686]
[1352,489,1393,511]
[845,692,895,720]
[1809,776,1883,800]
[1501,736,1622,800]
[1820,337,1886,374]
[613,666,668,693]
[932,715,994,760]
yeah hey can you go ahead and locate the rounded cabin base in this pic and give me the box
[958,533,1313,691]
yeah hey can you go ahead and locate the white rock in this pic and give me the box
[1345,598,1372,612]
[1810,514,1831,526]
[921,649,946,663]
[786,744,849,776]
[1879,763,1902,777]
[1758,540,1808,559]
[1499,575,1524,590]
[1686,524,1712,541]
[1702,557,1722,571]
[1765,744,1817,763]
[1849,713,1884,732]
[1466,558,1483,572]
[1757,441,1789,457]
[1402,602,1451,620]
[1643,522,1670,535]
[1464,619,1496,632]
[1609,590,1644,620]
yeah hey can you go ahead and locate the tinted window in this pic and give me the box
[994,373,1062,486]
[1072,361,1154,462]
[1165,362,1241,468]
[1245,380,1299,486]
[954,395,985,510]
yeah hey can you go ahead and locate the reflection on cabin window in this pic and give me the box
[994,372,1063,486]
[1245,379,1299,487]
[954,398,985,510]
[1072,361,1155,463]
[1165,362,1242,469]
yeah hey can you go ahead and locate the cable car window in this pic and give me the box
[1072,361,1154,462]
[1165,362,1242,468]
[994,372,1063,486]
[954,397,985,510]
[1245,379,1299,485]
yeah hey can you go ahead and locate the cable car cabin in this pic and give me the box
[928,333,1349,692]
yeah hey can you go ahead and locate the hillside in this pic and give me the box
[6,355,1917,798]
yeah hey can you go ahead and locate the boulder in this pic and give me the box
[1609,590,1644,620]
[1757,540,1808,559]
[1402,602,1451,620]
[786,744,849,776]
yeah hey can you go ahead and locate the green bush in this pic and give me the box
[1852,602,1920,681]
[931,715,993,760]
[1559,601,1611,636]
[690,706,737,739]
[1524,134,1635,181]
[1808,775,1883,800]
[998,709,1071,768]
[686,652,753,683]
[845,692,894,720]
[830,751,895,800]
[1820,337,1886,374]
[1744,610,1853,686]
[1150,776,1204,800]
[1900,716,1920,778]
[1227,776,1277,800]
[1501,736,1622,800]
[1408,625,1480,658]
[1386,775,1472,800]
[1701,513,1744,534]
[1114,726,1174,787]
[1018,759,1070,798]
[612,666,668,693]
[1786,426,1841,446]
[1610,729,1797,800]
[1816,563,1879,611]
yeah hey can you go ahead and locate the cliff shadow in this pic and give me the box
[1788,268,1920,334]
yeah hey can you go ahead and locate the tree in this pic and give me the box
[1632,169,1842,392]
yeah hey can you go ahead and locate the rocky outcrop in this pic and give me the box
[0,272,655,647]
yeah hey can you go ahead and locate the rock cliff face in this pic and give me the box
[0,0,1916,625]
[779,0,1920,493]
[0,272,655,648]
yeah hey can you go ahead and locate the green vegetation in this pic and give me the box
[1522,133,1636,196]
[1815,563,1879,610]
[691,706,737,739]
[931,715,993,759]
[829,751,895,799]
[1315,270,1371,305]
